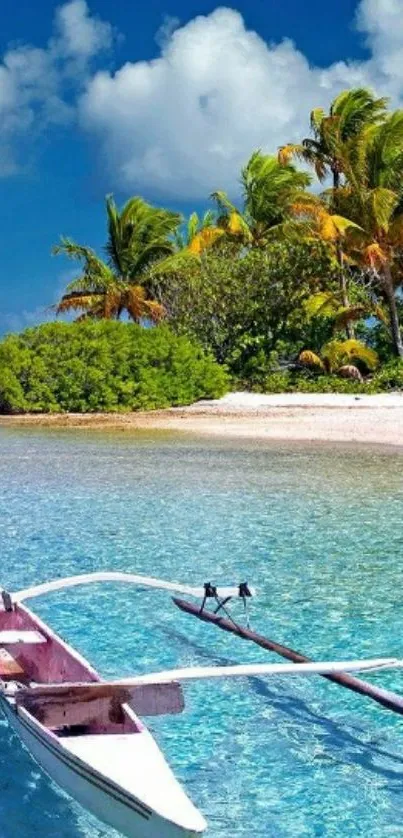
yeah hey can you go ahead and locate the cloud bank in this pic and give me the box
[0,0,113,175]
[77,0,403,197]
[2,0,403,196]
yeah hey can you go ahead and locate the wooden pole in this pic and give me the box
[172,597,403,716]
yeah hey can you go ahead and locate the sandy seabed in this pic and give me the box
[1,392,403,449]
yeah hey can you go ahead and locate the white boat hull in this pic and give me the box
[0,697,205,838]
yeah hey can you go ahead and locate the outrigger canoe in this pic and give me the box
[0,572,402,838]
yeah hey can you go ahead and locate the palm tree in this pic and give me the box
[279,88,388,189]
[279,89,388,335]
[173,210,227,256]
[288,192,370,336]
[144,211,226,289]
[340,112,403,357]
[174,211,216,250]
[54,196,182,321]
[54,242,166,322]
[302,287,387,336]
[299,340,379,381]
[212,151,311,247]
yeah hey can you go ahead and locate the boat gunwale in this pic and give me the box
[17,601,101,684]
[0,600,206,834]
[10,701,152,819]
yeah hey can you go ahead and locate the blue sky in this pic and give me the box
[0,0,400,332]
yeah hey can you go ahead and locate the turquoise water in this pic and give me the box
[1,428,403,837]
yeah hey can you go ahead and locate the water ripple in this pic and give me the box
[1,429,403,837]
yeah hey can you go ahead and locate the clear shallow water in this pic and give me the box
[1,429,403,837]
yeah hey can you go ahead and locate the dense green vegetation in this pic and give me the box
[150,241,339,382]
[0,323,228,413]
[252,360,403,395]
[2,85,403,410]
[47,87,403,396]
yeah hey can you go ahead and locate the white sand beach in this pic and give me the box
[1,392,403,447]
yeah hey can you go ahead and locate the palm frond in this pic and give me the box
[55,292,108,319]
[298,350,325,370]
[241,151,311,234]
[123,285,161,323]
[278,144,304,165]
[322,339,379,372]
[211,191,239,215]
[330,215,363,235]
[148,249,200,276]
[331,89,388,141]
[370,188,399,232]
[310,108,326,134]
[105,194,124,274]
[104,195,182,278]
[141,298,166,323]
[304,292,340,319]
[333,305,367,330]
[373,303,390,324]
[364,242,388,267]
[53,239,107,272]
[188,227,225,254]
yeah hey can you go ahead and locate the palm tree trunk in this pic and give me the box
[337,245,354,339]
[383,265,403,358]
[332,169,354,339]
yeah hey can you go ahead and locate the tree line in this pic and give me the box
[53,87,403,390]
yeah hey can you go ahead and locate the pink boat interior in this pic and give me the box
[0,602,142,736]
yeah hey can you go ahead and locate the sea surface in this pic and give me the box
[1,428,403,837]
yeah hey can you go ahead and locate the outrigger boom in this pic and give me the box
[8,572,256,607]
[13,657,403,704]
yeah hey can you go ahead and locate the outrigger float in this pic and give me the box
[1,572,403,838]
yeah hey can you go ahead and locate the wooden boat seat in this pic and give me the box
[0,630,46,645]
[0,648,25,680]
[23,695,120,730]
[17,681,185,718]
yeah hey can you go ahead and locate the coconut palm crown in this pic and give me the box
[279,88,388,189]
[54,196,182,322]
[212,151,311,247]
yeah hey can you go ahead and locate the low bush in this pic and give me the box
[372,360,403,390]
[260,364,403,394]
[261,371,378,394]
[250,356,403,394]
[0,322,229,413]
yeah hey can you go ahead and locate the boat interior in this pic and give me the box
[0,603,141,736]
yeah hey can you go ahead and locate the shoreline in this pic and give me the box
[1,393,403,448]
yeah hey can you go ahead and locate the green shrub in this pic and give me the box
[0,368,27,413]
[261,371,377,394]
[153,239,338,375]
[256,357,403,394]
[259,371,292,393]
[292,375,377,394]
[0,322,228,414]
[372,360,403,390]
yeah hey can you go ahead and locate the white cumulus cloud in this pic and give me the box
[79,0,403,199]
[356,0,403,97]
[52,0,113,67]
[0,0,113,176]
